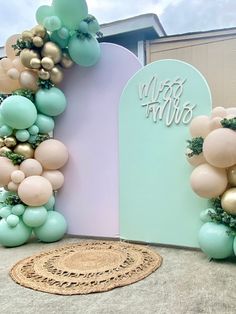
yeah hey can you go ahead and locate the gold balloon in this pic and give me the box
[221,188,236,215]
[41,57,54,70]
[0,146,12,156]
[227,165,236,186]
[30,57,41,69]
[50,66,63,84]
[20,49,39,68]
[32,25,46,38]
[14,143,34,159]
[21,31,33,42]
[33,36,44,48]
[60,53,74,68]
[38,68,50,80]
[0,138,4,148]
[42,42,62,64]
[4,137,17,148]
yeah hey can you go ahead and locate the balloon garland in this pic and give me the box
[187,107,236,259]
[0,0,101,247]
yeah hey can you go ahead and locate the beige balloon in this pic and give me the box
[14,143,34,159]
[0,75,21,93]
[19,70,38,91]
[42,170,64,190]
[221,188,236,215]
[209,117,222,131]
[203,128,236,168]
[189,115,210,138]
[11,170,25,184]
[42,42,62,63]
[50,66,63,84]
[18,175,53,206]
[20,159,43,177]
[7,181,19,192]
[0,58,13,71]
[190,163,227,198]
[35,139,69,170]
[0,157,19,187]
[226,107,236,117]
[20,49,40,68]
[7,68,20,80]
[211,107,227,119]
[5,34,21,59]
[186,151,206,167]
[12,57,25,72]
[227,165,236,186]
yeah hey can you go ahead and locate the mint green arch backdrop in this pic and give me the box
[119,59,212,248]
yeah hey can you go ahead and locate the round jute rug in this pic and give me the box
[10,241,162,295]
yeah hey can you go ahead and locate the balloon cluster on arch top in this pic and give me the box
[186,106,236,260]
[0,0,102,247]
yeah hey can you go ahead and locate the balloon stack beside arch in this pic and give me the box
[186,106,236,259]
[0,0,101,247]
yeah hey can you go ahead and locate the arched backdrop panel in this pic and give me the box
[55,43,142,237]
[119,59,212,247]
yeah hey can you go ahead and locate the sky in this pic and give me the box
[0,0,236,46]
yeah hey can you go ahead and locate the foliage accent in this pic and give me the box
[186,137,204,157]
[4,194,23,206]
[37,79,54,89]
[31,134,50,149]
[12,39,33,55]
[0,93,11,104]
[4,151,25,165]
[13,89,35,102]
[221,118,236,130]
[209,198,236,235]
[76,30,92,40]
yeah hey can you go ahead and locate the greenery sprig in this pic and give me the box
[4,151,25,165]
[186,137,204,157]
[30,134,50,149]
[0,93,11,104]
[37,79,54,89]
[4,194,23,206]
[76,30,92,40]
[12,39,33,55]
[221,117,236,130]
[209,198,236,235]
[13,89,35,102]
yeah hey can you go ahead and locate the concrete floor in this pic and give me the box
[0,237,236,314]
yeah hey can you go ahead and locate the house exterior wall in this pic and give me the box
[147,30,236,108]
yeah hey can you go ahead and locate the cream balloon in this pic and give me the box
[35,139,69,170]
[226,107,236,117]
[211,107,227,118]
[11,170,25,184]
[209,117,222,131]
[19,70,38,91]
[7,181,19,192]
[0,58,13,71]
[203,128,236,168]
[190,163,227,198]
[12,57,25,72]
[0,157,19,187]
[20,159,43,177]
[7,68,20,80]
[18,175,53,206]
[42,170,64,190]
[0,75,21,93]
[5,34,21,59]
[189,115,210,138]
[186,152,206,167]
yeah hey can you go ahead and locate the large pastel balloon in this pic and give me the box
[0,219,32,247]
[0,157,18,187]
[68,34,101,67]
[42,170,64,190]
[36,5,55,25]
[0,95,37,129]
[18,176,53,206]
[19,70,38,91]
[34,114,55,133]
[52,0,88,30]
[23,206,48,228]
[203,128,236,168]
[35,87,67,117]
[198,222,234,259]
[34,211,67,242]
[5,34,21,60]
[189,115,210,138]
[0,75,21,93]
[20,159,43,177]
[221,188,236,215]
[35,139,68,170]
[190,163,227,198]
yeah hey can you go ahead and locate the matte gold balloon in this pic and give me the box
[20,49,39,68]
[21,31,33,42]
[0,146,12,156]
[30,57,41,69]
[41,57,54,70]
[42,42,62,64]
[227,165,236,186]
[4,137,17,148]
[14,143,34,159]
[221,188,236,215]
[32,25,46,38]
[38,68,50,80]
[60,53,74,68]
[0,138,5,148]
[50,66,63,84]
[33,36,44,48]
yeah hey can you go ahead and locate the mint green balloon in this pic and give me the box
[200,208,216,223]
[35,87,67,117]
[233,237,236,256]
[198,222,234,259]
[36,5,55,25]
[0,206,11,218]
[43,16,62,32]
[35,114,55,133]
[1,96,37,130]
[88,17,100,34]
[0,125,13,137]
[11,204,25,216]
[58,27,70,39]
[23,206,48,228]
[0,113,5,127]
[34,211,67,242]
[52,0,88,30]
[15,129,30,142]
[6,214,19,227]
[0,219,32,247]
[44,195,55,211]
[50,30,69,48]
[68,34,101,67]
[28,125,39,135]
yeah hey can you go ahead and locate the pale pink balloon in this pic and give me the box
[0,58,13,71]
[0,157,19,187]
[5,34,21,60]
[226,107,236,117]
[211,107,226,118]
[20,159,43,177]
[18,176,53,206]
[11,170,25,184]
[12,57,25,72]
[7,68,20,80]
[7,181,19,192]
[42,170,64,190]
[209,117,222,131]
[189,115,210,138]
[35,139,69,170]
[186,152,206,167]
[19,70,38,91]
[0,75,21,93]
[203,128,236,168]
[190,163,227,198]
